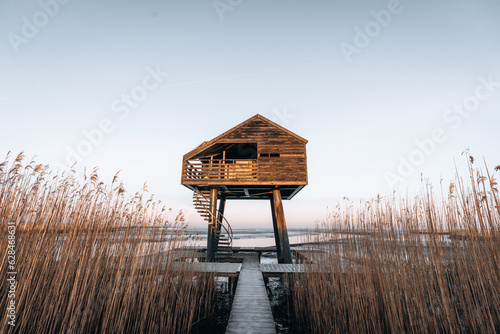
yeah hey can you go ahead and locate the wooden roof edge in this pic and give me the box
[183,114,308,160]
[181,117,256,160]
[253,114,308,144]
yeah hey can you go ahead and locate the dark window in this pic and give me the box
[225,143,257,159]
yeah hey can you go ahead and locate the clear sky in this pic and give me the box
[1,0,500,228]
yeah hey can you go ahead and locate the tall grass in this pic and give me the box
[0,153,216,333]
[292,154,500,333]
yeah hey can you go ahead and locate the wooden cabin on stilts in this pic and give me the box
[181,114,308,264]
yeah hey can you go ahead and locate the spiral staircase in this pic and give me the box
[193,189,233,257]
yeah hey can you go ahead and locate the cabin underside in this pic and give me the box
[182,184,305,200]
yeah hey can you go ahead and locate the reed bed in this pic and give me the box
[0,153,217,333]
[292,154,500,333]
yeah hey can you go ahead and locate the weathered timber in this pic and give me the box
[207,187,218,262]
[181,114,308,197]
[215,195,226,251]
[260,262,365,277]
[174,262,241,277]
[271,189,292,264]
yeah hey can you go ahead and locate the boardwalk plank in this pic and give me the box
[225,254,276,334]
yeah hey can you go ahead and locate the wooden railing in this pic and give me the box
[183,159,257,180]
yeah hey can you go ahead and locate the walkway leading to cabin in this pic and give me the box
[225,253,276,334]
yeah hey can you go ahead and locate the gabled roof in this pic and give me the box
[183,114,307,160]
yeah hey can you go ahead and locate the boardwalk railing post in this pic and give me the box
[271,189,292,264]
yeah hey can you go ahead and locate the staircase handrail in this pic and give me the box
[193,189,233,248]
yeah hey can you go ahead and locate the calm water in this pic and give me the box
[187,228,312,247]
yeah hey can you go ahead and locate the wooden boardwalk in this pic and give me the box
[123,255,241,277]
[260,262,364,277]
[171,262,241,277]
[260,263,306,276]
[225,254,276,334]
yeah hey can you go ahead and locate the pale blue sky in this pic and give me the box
[1,0,500,227]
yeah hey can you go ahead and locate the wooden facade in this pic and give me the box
[181,114,308,263]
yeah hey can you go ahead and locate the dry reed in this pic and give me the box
[0,152,216,333]
[292,153,499,333]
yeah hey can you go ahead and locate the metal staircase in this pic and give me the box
[193,189,233,257]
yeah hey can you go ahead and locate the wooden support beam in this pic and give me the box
[218,195,226,223]
[270,196,282,261]
[270,189,292,264]
[287,184,305,200]
[207,187,218,262]
[214,195,226,251]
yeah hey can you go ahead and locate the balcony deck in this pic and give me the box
[182,159,258,182]
[181,158,307,199]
